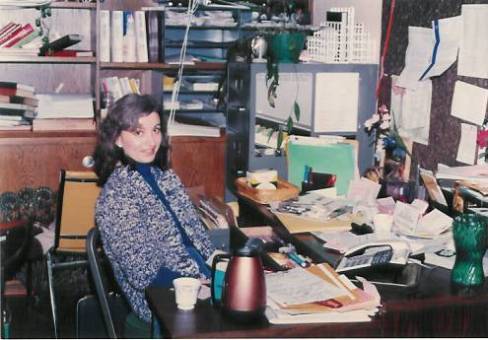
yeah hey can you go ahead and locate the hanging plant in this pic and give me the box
[264,31,304,150]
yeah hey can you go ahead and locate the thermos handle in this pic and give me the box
[211,253,231,306]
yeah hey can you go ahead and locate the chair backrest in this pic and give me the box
[2,219,33,279]
[54,170,100,252]
[86,227,129,339]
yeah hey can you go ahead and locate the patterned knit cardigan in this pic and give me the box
[95,165,215,322]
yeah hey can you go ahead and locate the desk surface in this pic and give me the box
[147,266,488,338]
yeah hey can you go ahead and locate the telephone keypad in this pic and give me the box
[371,250,393,265]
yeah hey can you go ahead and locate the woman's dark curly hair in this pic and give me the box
[93,94,169,186]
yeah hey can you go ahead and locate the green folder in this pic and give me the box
[287,142,356,196]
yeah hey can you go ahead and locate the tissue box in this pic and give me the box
[246,169,278,188]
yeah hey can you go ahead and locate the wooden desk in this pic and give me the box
[147,195,488,337]
[146,266,488,338]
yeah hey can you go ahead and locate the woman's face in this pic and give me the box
[116,111,162,163]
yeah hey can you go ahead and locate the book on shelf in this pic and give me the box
[134,11,149,63]
[0,101,36,113]
[40,34,82,56]
[0,86,34,98]
[1,24,34,48]
[0,47,39,57]
[0,83,35,108]
[143,6,165,63]
[192,82,219,91]
[111,11,124,62]
[36,94,94,119]
[101,76,140,101]
[0,103,36,119]
[0,115,32,129]
[0,22,16,37]
[0,123,31,131]
[47,49,94,57]
[0,114,24,122]
[14,30,40,48]
[122,11,137,63]
[99,10,111,62]
[0,23,22,46]
[1,24,33,48]
[0,82,35,93]
[32,117,95,131]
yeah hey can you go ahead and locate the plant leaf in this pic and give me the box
[267,84,276,108]
[277,129,283,150]
[286,116,293,133]
[266,128,274,143]
[293,101,300,122]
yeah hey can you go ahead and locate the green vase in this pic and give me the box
[270,32,305,63]
[451,213,487,287]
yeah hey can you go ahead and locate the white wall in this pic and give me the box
[312,0,383,63]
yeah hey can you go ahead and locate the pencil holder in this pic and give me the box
[451,213,487,287]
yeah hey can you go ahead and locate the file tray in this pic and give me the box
[348,263,422,295]
[235,177,300,204]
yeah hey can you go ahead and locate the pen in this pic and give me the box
[287,251,310,268]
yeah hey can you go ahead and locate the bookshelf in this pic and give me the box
[0,0,226,198]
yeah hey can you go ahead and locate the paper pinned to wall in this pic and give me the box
[313,72,359,133]
[450,81,488,126]
[458,4,488,79]
[390,75,431,145]
[397,26,432,89]
[419,16,462,80]
[457,123,478,165]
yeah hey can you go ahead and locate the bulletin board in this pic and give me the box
[380,0,488,174]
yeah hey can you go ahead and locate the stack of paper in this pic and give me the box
[272,194,354,234]
[36,94,94,118]
[167,121,220,137]
[265,264,381,324]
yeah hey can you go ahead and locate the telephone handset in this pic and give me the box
[335,240,411,273]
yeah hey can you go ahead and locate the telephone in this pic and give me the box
[335,240,411,273]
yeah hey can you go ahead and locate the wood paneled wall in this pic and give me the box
[0,133,226,199]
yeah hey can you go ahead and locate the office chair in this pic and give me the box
[83,227,130,339]
[46,170,100,338]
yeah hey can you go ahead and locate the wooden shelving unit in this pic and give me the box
[99,61,225,71]
[0,56,96,64]
[0,0,226,198]
[50,1,97,9]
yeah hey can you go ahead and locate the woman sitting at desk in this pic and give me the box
[94,94,215,337]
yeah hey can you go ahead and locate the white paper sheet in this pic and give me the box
[397,27,433,89]
[313,73,359,133]
[346,178,381,204]
[450,81,488,126]
[420,16,462,80]
[265,267,345,306]
[416,209,453,236]
[391,75,431,145]
[457,123,478,165]
[392,201,422,233]
[458,4,488,79]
